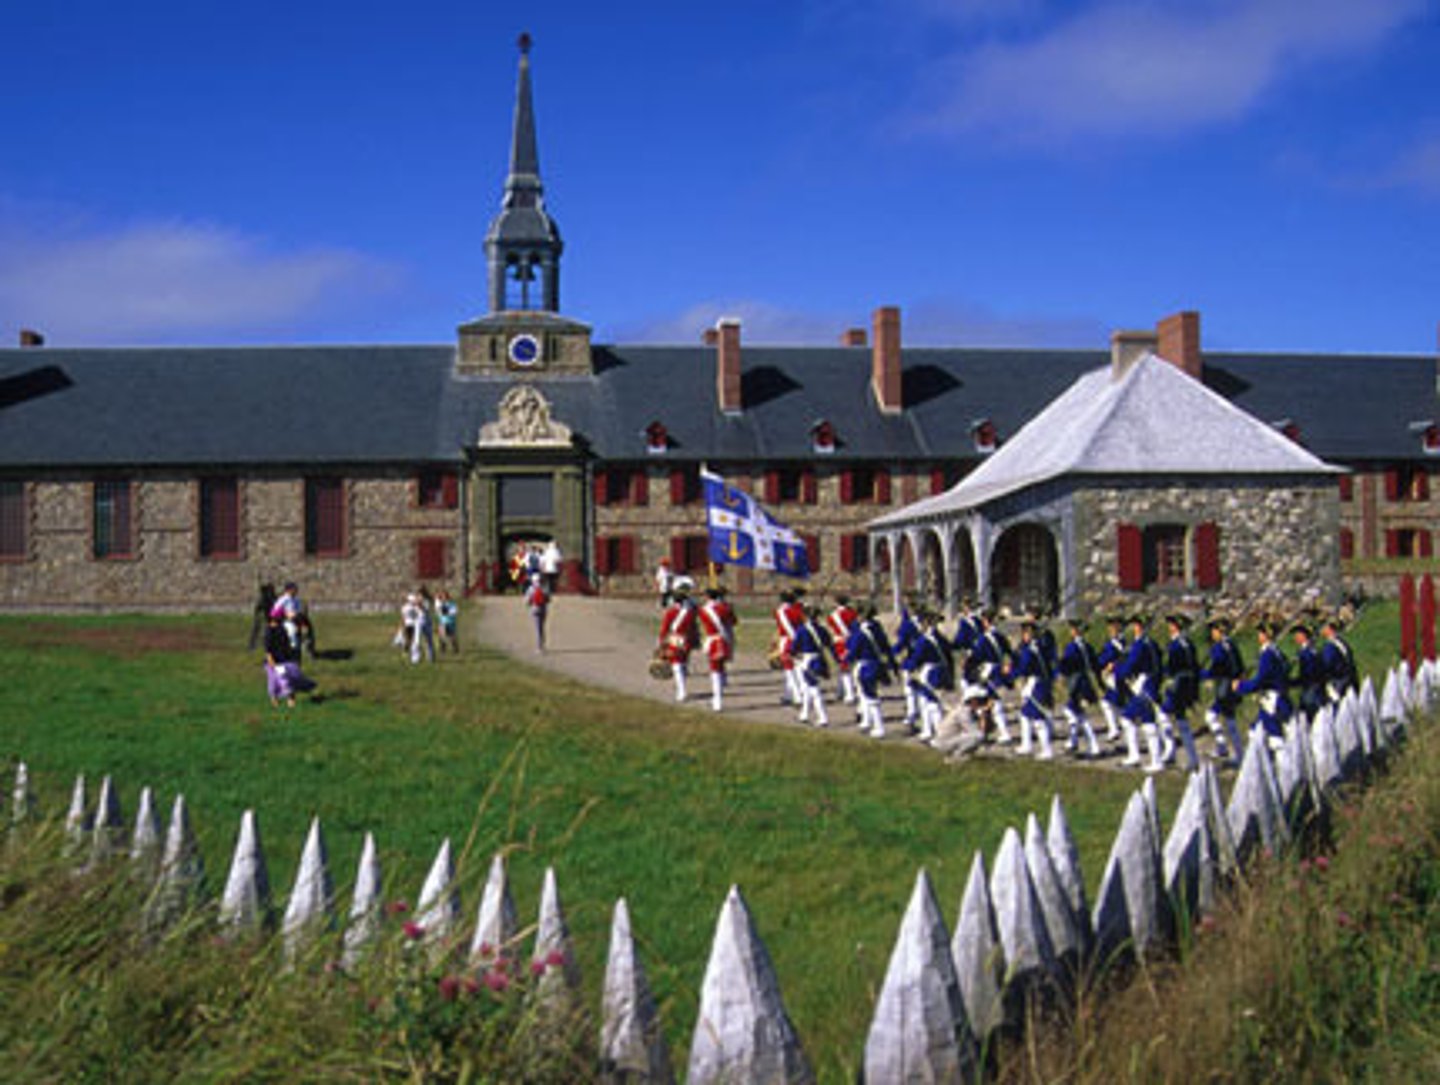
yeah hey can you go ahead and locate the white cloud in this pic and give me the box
[0,204,401,345]
[608,296,1104,348]
[911,0,1427,145]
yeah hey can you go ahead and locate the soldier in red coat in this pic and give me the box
[698,587,738,711]
[826,594,860,708]
[657,578,699,702]
[773,589,807,706]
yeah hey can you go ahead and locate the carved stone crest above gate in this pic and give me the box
[478,384,573,447]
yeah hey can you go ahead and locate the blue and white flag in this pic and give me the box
[701,468,810,578]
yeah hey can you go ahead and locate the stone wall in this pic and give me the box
[593,463,941,600]
[1072,476,1340,617]
[0,469,466,611]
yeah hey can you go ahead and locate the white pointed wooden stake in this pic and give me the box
[952,849,1006,1041]
[1226,737,1290,864]
[1163,771,1218,921]
[415,838,461,958]
[219,809,273,935]
[1046,794,1091,953]
[282,817,335,961]
[88,774,125,865]
[64,774,90,852]
[1200,762,1240,879]
[129,786,162,870]
[532,867,581,994]
[864,868,979,1084]
[342,832,383,970]
[468,852,518,966]
[687,885,814,1085]
[11,761,34,827]
[599,898,674,1085]
[1092,791,1169,961]
[990,826,1058,988]
[145,794,204,931]
[1025,813,1081,966]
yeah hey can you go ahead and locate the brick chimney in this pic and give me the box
[1110,329,1158,381]
[841,327,867,347]
[716,318,742,415]
[701,327,719,347]
[1156,310,1201,379]
[871,306,902,414]
[18,329,44,347]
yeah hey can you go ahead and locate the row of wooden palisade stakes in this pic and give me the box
[9,659,1436,1084]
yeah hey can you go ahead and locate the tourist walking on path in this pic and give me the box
[264,611,316,708]
[524,573,550,651]
[435,590,460,653]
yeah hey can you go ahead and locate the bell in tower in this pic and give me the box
[486,32,563,314]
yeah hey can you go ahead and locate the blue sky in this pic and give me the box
[2,0,1439,354]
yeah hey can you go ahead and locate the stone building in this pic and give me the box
[869,339,1341,617]
[0,39,1436,612]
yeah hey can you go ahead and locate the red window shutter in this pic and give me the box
[594,538,613,576]
[1385,468,1401,501]
[803,533,821,572]
[875,470,891,504]
[764,470,780,505]
[1337,475,1353,502]
[801,469,817,505]
[1422,531,1434,558]
[1116,522,1143,591]
[669,469,687,507]
[930,468,946,495]
[619,536,637,574]
[630,471,649,507]
[839,470,855,504]
[416,538,446,579]
[1339,528,1354,560]
[1386,529,1400,557]
[1194,521,1221,589]
[593,469,609,507]
[1419,472,1431,501]
[669,537,687,570]
[839,534,855,572]
[441,472,459,509]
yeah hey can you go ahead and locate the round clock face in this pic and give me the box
[508,334,541,366]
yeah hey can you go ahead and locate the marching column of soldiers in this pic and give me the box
[655,588,1360,770]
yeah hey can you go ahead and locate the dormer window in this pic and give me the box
[972,419,998,454]
[811,420,837,454]
[1412,421,1440,455]
[645,421,669,455]
[1271,418,1302,444]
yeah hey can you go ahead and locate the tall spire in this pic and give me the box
[486,32,563,313]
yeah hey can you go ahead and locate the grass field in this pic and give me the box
[0,600,1409,1080]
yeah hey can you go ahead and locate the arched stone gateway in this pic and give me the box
[991,523,1058,615]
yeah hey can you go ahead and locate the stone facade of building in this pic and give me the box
[1071,476,1341,616]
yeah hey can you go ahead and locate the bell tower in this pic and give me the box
[459,32,592,377]
[486,32,562,314]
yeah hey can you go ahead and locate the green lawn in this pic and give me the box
[0,601,1404,1080]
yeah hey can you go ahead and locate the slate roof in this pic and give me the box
[871,353,1340,529]
[0,340,1434,471]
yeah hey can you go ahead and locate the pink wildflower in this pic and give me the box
[386,900,410,915]
[483,969,510,992]
[1335,909,1356,930]
[1313,855,1331,873]
[530,959,547,976]
[462,976,481,996]
[545,949,567,968]
[402,921,425,941]
[438,975,461,1002]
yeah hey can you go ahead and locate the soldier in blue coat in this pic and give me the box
[1158,614,1201,771]
[1057,619,1102,757]
[951,599,981,654]
[893,606,922,728]
[902,609,952,743]
[1319,617,1358,705]
[1094,615,1128,744]
[1236,620,1292,748]
[1290,623,1327,722]
[848,605,892,738]
[1007,620,1055,759]
[1200,616,1246,764]
[965,611,1014,744]
[791,608,832,728]
[1114,615,1165,771]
